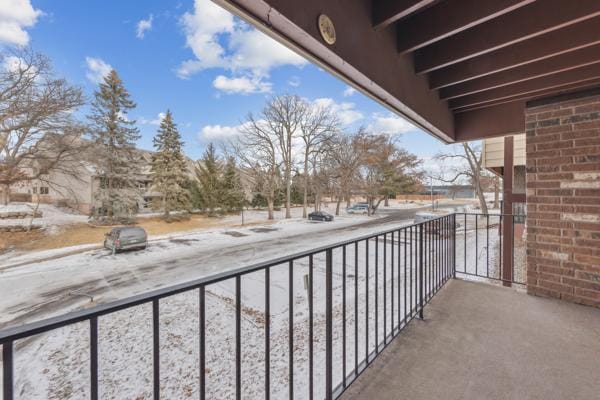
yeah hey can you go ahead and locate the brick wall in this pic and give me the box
[525,93,600,308]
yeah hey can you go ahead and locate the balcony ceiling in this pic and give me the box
[214,0,600,142]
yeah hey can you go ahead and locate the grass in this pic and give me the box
[0,213,260,253]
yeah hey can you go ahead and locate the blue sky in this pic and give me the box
[3,0,450,162]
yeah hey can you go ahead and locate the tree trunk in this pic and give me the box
[372,197,385,215]
[335,195,341,216]
[475,182,488,214]
[3,184,10,205]
[302,153,309,218]
[493,177,499,209]
[267,195,274,220]
[384,196,390,207]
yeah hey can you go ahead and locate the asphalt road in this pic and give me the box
[0,202,467,330]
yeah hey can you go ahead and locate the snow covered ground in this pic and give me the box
[454,213,526,285]
[8,227,450,400]
[0,203,88,230]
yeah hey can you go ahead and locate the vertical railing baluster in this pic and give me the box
[441,218,445,283]
[475,214,478,277]
[354,243,358,375]
[396,229,402,333]
[410,226,413,316]
[354,242,358,377]
[453,214,457,279]
[487,214,490,278]
[512,215,516,284]
[429,221,432,299]
[325,249,333,400]
[383,233,387,344]
[375,236,379,351]
[236,275,242,400]
[3,340,14,400]
[499,215,503,281]
[199,286,206,400]
[397,230,401,329]
[365,240,369,361]
[342,246,347,388]
[153,299,160,400]
[438,219,441,290]
[265,268,270,400]
[391,231,394,334]
[90,317,98,400]
[308,255,313,400]
[419,224,424,319]
[464,214,467,273]
[288,261,293,400]
[404,228,407,324]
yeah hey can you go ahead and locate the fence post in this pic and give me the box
[325,248,333,399]
[452,213,456,279]
[418,224,424,319]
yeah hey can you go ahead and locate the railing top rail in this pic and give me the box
[457,212,523,217]
[0,213,456,343]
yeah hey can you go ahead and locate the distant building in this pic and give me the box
[11,144,196,215]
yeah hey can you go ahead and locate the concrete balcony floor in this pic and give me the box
[341,279,600,400]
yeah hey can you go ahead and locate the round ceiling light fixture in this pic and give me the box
[318,14,336,45]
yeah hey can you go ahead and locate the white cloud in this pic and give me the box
[288,76,300,87]
[343,86,356,97]
[0,0,42,46]
[177,0,306,92]
[139,112,166,126]
[85,57,112,84]
[200,122,248,139]
[213,74,271,94]
[313,98,364,125]
[136,14,153,39]
[368,113,416,135]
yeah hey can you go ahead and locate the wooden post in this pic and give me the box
[502,136,514,287]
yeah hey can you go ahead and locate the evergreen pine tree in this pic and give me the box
[151,110,190,219]
[221,156,245,213]
[88,70,141,219]
[196,143,221,215]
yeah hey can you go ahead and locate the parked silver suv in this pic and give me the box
[104,227,147,253]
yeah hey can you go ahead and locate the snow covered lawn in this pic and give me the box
[0,203,88,229]
[9,230,448,399]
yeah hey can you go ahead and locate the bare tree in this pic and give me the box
[328,131,363,215]
[0,48,86,205]
[263,95,305,219]
[229,116,281,220]
[299,102,339,218]
[356,131,422,215]
[309,150,333,212]
[435,142,490,214]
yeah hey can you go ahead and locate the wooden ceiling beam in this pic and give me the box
[415,0,600,73]
[372,0,437,30]
[454,79,600,114]
[428,17,600,90]
[439,45,600,100]
[454,101,526,142]
[448,65,600,110]
[396,0,533,54]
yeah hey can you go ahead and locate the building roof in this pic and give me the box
[215,0,600,143]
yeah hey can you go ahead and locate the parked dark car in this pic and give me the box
[104,227,147,253]
[308,211,334,221]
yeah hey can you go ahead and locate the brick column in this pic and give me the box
[525,93,600,308]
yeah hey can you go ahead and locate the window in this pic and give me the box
[40,187,49,195]
[32,187,37,194]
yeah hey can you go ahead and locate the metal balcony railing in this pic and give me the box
[0,213,523,399]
